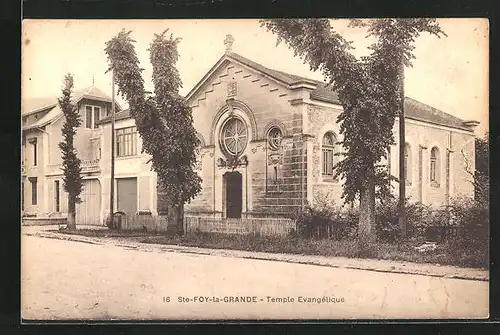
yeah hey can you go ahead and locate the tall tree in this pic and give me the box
[261,19,445,247]
[104,30,201,235]
[58,74,83,230]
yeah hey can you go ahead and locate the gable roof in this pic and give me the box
[227,52,320,87]
[185,52,324,103]
[185,51,475,132]
[22,85,122,131]
[86,52,475,133]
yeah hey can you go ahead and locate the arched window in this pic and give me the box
[267,127,283,151]
[322,132,338,178]
[221,117,248,156]
[404,143,411,185]
[430,146,440,187]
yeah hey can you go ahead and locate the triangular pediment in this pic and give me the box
[185,52,318,106]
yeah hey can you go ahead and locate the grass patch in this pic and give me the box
[53,228,488,269]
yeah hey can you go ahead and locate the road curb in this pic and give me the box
[24,230,489,282]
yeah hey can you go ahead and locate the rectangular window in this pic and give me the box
[30,177,37,205]
[430,160,436,182]
[28,138,37,166]
[322,149,334,176]
[55,180,60,212]
[116,127,137,157]
[93,107,100,128]
[85,106,93,128]
[33,142,37,166]
[86,105,102,129]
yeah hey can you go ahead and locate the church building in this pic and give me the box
[168,35,479,218]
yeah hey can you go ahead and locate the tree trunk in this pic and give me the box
[67,198,76,230]
[168,203,184,236]
[358,173,376,254]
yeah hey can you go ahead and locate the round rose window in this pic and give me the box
[221,117,248,156]
[268,127,283,150]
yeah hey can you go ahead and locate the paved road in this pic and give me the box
[21,235,489,320]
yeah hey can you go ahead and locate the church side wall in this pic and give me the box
[391,119,475,207]
[307,103,476,209]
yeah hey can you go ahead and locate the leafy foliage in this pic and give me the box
[261,19,446,205]
[58,74,83,207]
[294,204,358,241]
[375,196,435,243]
[447,196,489,267]
[474,134,489,205]
[104,30,202,210]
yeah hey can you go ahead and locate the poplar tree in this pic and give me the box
[58,74,83,230]
[104,30,201,235]
[261,19,445,248]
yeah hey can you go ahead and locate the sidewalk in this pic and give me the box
[22,225,489,282]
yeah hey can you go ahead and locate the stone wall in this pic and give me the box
[306,103,345,206]
[250,134,307,217]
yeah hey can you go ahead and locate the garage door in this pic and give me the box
[76,179,101,226]
[117,178,137,216]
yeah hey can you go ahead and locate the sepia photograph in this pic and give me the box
[21,18,489,320]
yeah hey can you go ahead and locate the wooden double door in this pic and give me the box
[76,179,101,225]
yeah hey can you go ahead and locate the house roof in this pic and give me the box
[22,85,122,131]
[97,109,132,124]
[402,97,473,131]
[306,84,472,131]
[98,52,476,133]
[23,105,64,130]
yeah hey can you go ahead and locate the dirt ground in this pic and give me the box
[21,233,489,320]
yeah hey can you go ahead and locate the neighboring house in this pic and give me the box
[21,86,123,225]
[21,38,480,224]
[96,110,158,220]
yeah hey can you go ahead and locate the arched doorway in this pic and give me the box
[223,171,242,218]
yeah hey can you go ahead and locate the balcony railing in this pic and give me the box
[81,159,100,173]
[46,159,100,176]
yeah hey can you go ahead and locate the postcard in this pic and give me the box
[21,18,489,320]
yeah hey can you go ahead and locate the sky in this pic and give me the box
[22,19,489,136]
